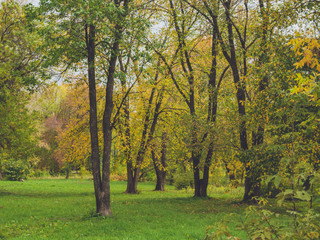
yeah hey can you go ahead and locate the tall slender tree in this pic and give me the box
[152,0,229,197]
[40,0,132,216]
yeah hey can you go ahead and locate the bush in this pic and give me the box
[2,158,30,181]
[205,204,320,240]
[209,166,230,187]
[173,171,193,190]
[140,169,155,182]
[29,169,44,178]
[166,172,174,185]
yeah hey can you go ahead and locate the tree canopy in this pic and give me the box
[1,0,319,223]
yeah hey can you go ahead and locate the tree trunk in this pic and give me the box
[155,171,166,191]
[153,131,168,191]
[196,30,220,198]
[86,14,122,215]
[125,87,155,193]
[225,164,235,182]
[65,166,69,179]
[86,23,107,215]
[126,165,139,193]
[119,58,135,194]
[243,176,261,203]
[100,22,123,216]
[243,0,270,203]
[193,152,203,197]
[223,1,252,202]
[213,2,249,151]
[125,85,163,194]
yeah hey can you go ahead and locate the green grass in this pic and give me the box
[0,179,248,239]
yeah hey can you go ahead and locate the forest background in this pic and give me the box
[0,0,320,238]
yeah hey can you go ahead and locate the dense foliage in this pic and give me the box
[0,0,319,236]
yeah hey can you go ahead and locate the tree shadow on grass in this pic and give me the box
[0,190,94,198]
[115,194,246,216]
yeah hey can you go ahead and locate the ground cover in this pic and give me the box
[0,179,248,239]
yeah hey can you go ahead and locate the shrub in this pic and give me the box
[139,167,155,182]
[29,169,44,178]
[209,166,230,187]
[173,171,193,190]
[166,172,174,185]
[2,158,30,181]
[205,192,320,240]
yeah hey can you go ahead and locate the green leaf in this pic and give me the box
[295,190,311,201]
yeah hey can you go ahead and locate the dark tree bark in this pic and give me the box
[100,22,122,216]
[225,1,248,152]
[252,0,269,148]
[86,0,130,216]
[211,0,251,201]
[198,28,223,197]
[187,0,263,201]
[65,167,70,179]
[244,0,270,203]
[121,84,132,193]
[124,58,163,193]
[153,131,168,191]
[225,165,235,182]
[168,0,207,197]
[125,87,155,193]
[154,169,166,191]
[118,52,135,194]
[126,87,164,193]
[158,0,230,197]
[86,23,109,215]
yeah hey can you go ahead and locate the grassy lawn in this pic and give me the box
[0,179,251,239]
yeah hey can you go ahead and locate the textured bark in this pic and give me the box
[126,166,140,193]
[100,22,122,215]
[86,23,108,215]
[125,160,134,191]
[212,1,248,153]
[155,171,166,191]
[118,55,135,194]
[252,0,269,148]
[153,131,168,191]
[126,105,163,193]
[170,0,202,197]
[243,176,261,203]
[65,167,70,179]
[125,88,155,193]
[86,0,126,215]
[122,92,133,192]
[168,1,223,197]
[220,1,253,202]
[125,66,164,193]
[243,0,269,203]
[198,29,220,197]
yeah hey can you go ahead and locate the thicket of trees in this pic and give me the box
[1,0,319,219]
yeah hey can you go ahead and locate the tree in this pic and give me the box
[120,63,165,194]
[53,81,92,178]
[155,0,230,197]
[152,130,168,191]
[111,17,163,193]
[28,83,70,174]
[0,0,44,180]
[39,0,133,216]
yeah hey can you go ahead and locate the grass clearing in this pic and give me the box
[0,179,299,239]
